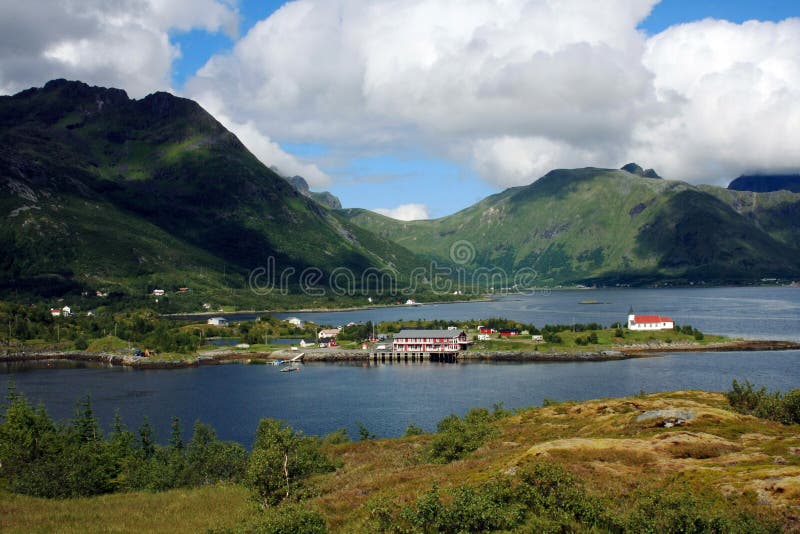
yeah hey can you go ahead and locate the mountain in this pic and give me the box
[341,167,800,285]
[728,174,800,193]
[0,80,420,297]
[700,186,800,252]
[621,162,661,179]
[286,175,342,209]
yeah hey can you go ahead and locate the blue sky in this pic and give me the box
[165,0,799,219]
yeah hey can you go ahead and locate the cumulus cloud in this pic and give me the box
[184,0,800,187]
[185,0,661,185]
[631,18,800,183]
[373,204,430,221]
[189,90,333,187]
[0,0,239,98]
[4,0,799,189]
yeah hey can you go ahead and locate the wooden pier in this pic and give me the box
[370,350,459,363]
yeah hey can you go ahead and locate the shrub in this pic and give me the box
[246,419,336,506]
[245,503,328,534]
[428,408,499,463]
[321,428,350,445]
[726,380,800,424]
[403,423,424,437]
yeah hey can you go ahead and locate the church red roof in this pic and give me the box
[633,315,673,324]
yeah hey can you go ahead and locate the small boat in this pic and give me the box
[270,359,284,366]
[579,299,602,305]
[279,353,304,365]
[280,366,300,373]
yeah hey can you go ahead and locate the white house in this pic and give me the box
[286,317,303,328]
[50,308,61,317]
[207,317,229,327]
[61,306,71,317]
[152,289,165,296]
[318,328,341,339]
[627,313,674,331]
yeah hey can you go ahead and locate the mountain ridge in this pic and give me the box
[341,167,800,285]
[0,80,423,299]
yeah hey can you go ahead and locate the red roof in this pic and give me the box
[633,315,673,324]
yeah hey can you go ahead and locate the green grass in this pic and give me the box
[86,335,129,352]
[0,484,252,533]
[468,328,728,353]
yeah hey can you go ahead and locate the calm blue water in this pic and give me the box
[3,287,799,445]
[3,351,799,446]
[264,286,800,341]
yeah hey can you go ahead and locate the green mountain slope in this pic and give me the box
[700,186,800,251]
[0,80,420,297]
[341,168,800,285]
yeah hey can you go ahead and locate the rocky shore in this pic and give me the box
[3,339,799,369]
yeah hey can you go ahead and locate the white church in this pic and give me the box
[627,309,674,331]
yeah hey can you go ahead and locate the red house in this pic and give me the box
[393,329,470,353]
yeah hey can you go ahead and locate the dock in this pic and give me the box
[370,350,459,363]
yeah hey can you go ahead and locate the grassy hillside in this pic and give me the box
[701,186,800,250]
[2,390,797,532]
[341,168,800,285]
[0,80,423,301]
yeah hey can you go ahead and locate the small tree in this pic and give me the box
[357,422,376,441]
[246,418,335,507]
[404,423,424,437]
[138,417,156,459]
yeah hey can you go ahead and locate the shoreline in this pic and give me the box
[3,339,799,369]
[162,296,494,320]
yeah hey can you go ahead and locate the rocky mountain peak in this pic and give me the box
[622,163,661,179]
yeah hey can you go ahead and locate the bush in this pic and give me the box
[428,407,504,463]
[246,419,336,506]
[403,423,424,437]
[241,503,328,534]
[726,380,800,425]
[0,385,249,497]
[369,463,779,534]
[321,428,350,445]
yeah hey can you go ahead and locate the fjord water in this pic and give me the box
[3,287,800,445]
[270,286,800,341]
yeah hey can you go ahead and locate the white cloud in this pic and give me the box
[631,18,800,183]
[185,0,661,186]
[0,0,239,98]
[184,1,800,187]
[373,204,430,221]
[3,0,799,189]
[228,119,332,188]
[189,90,333,187]
[471,136,614,188]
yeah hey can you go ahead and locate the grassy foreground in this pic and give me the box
[3,390,799,532]
[0,484,252,533]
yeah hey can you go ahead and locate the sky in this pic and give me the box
[1,1,799,220]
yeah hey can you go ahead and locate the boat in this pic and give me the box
[579,300,603,305]
[279,353,305,364]
[270,359,284,366]
[280,366,300,373]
